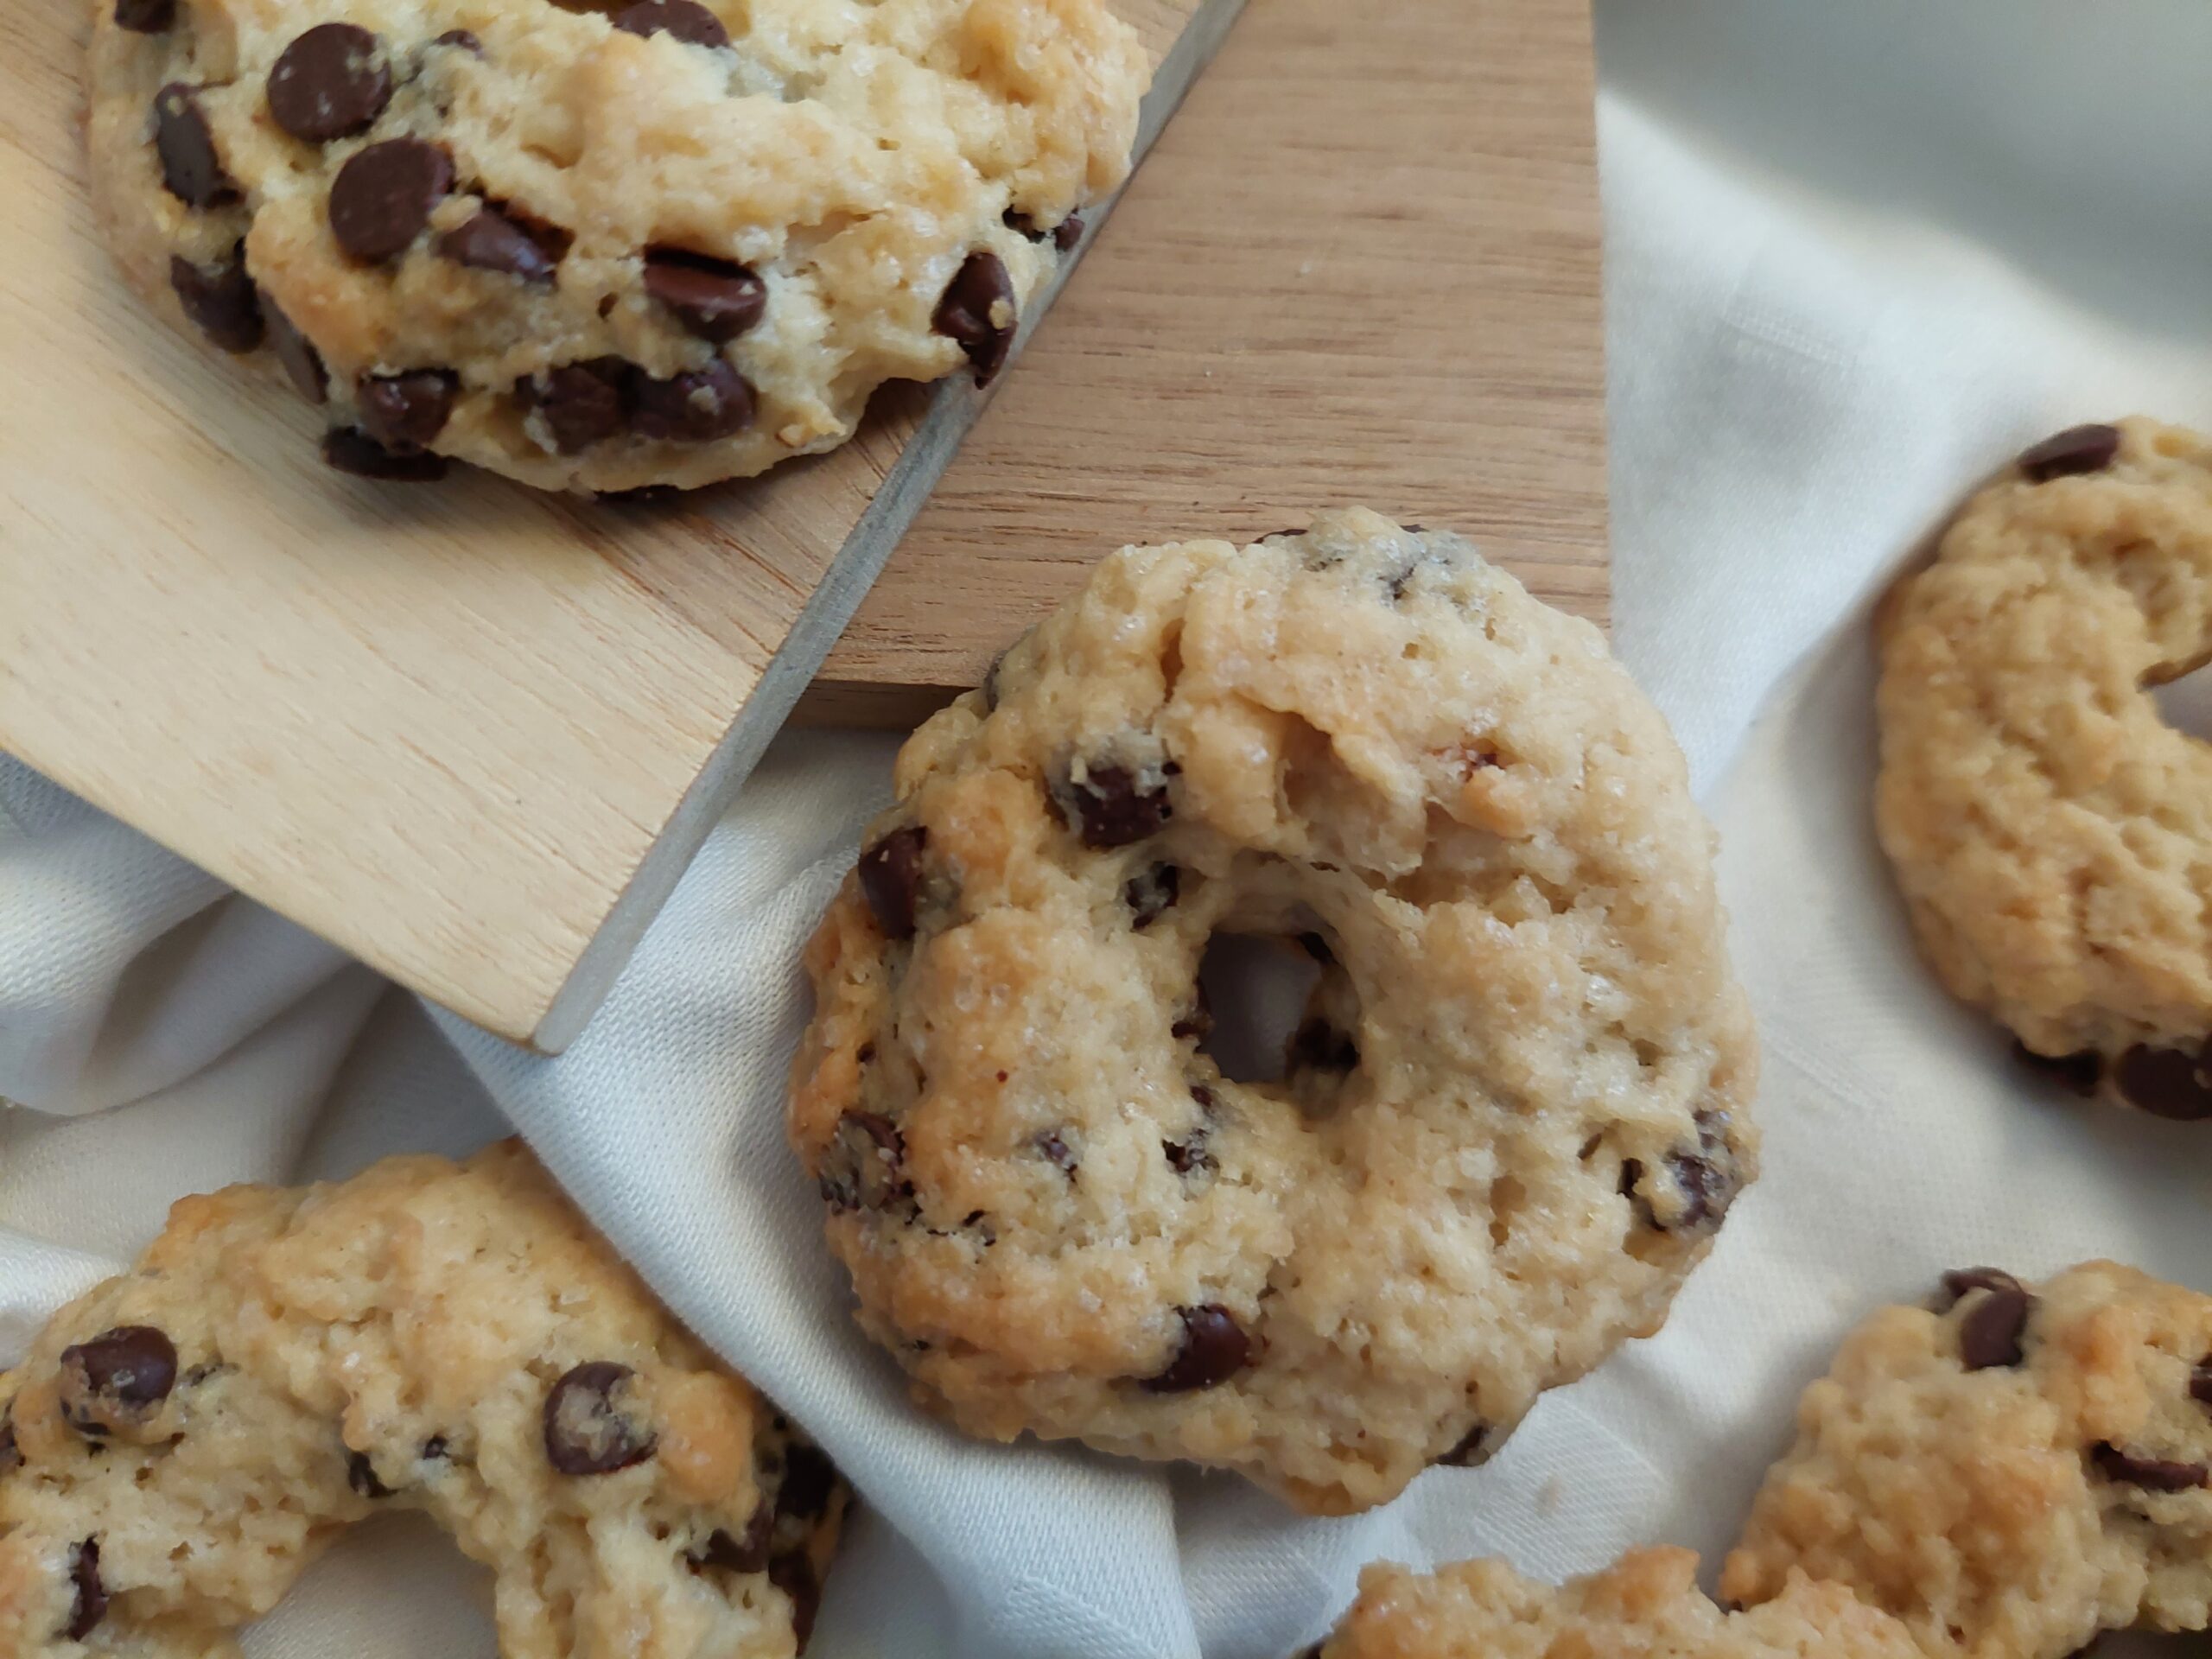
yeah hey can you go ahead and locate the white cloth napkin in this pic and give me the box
[6,3,2211,1654]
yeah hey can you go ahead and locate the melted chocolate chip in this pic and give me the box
[1052,760,1173,849]
[115,0,174,31]
[60,1326,178,1434]
[1288,1017,1357,1072]
[433,27,482,50]
[436,206,558,282]
[329,138,454,263]
[1956,1285,2033,1370]
[67,1539,106,1640]
[1936,1267,2024,1311]
[630,361,754,442]
[168,248,264,353]
[693,1504,773,1574]
[543,1362,658,1476]
[778,1443,837,1520]
[1036,1131,1077,1178]
[2018,423,2121,483]
[154,84,235,207]
[613,0,730,45]
[2012,1040,2101,1096]
[643,250,767,342]
[856,825,926,940]
[932,251,1016,385]
[1143,1304,1251,1393]
[267,23,391,143]
[1163,1127,1215,1175]
[2089,1441,2209,1491]
[358,369,458,449]
[322,426,448,480]
[346,1449,393,1498]
[818,1111,910,1214]
[768,1552,821,1650]
[1124,863,1179,927]
[529,358,630,454]
[265,302,327,402]
[2114,1043,2212,1120]
[1433,1421,1494,1467]
[1052,214,1084,253]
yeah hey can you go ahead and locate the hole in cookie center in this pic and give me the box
[1192,931,1363,1102]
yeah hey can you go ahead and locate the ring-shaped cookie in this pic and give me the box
[1876,417,2212,1119]
[789,508,1758,1514]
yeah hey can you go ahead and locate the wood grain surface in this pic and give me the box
[807,0,1611,724]
[0,0,1605,1050]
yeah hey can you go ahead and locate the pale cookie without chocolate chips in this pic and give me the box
[1875,416,2212,1119]
[1299,1547,1923,1659]
[0,1141,845,1659]
[788,508,1758,1515]
[85,0,1145,491]
[1722,1261,2212,1659]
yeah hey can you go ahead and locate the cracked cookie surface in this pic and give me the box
[788,507,1757,1515]
[0,1141,844,1658]
[1875,416,2212,1118]
[1722,1260,2212,1659]
[86,0,1146,491]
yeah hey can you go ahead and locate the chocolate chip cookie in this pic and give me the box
[0,1141,844,1657]
[787,508,1758,1515]
[1721,1261,2212,1659]
[1301,1547,1921,1659]
[85,0,1146,491]
[1875,417,2212,1119]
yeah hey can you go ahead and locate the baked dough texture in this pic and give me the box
[1875,416,2212,1118]
[0,1141,845,1658]
[788,508,1758,1514]
[1722,1261,2212,1659]
[1302,1547,1922,1659]
[85,0,1146,491]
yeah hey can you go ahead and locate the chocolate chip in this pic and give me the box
[1936,1267,2024,1311]
[2018,423,2121,483]
[613,0,730,45]
[154,84,236,207]
[0,1412,18,1476]
[60,1326,178,1434]
[1124,864,1179,927]
[346,1449,393,1498]
[432,28,482,51]
[1052,214,1084,253]
[322,426,448,480]
[1296,931,1334,964]
[1036,1131,1077,1178]
[436,206,557,282]
[423,1434,450,1459]
[1163,1127,1215,1175]
[1051,761,1173,849]
[643,250,766,342]
[543,1362,658,1476]
[692,1503,772,1573]
[1956,1285,2033,1370]
[818,1111,910,1214]
[1143,1304,1251,1393]
[115,0,174,31]
[529,359,630,454]
[932,251,1016,385]
[777,1443,836,1520]
[856,825,926,940]
[67,1539,106,1640]
[1172,981,1212,1041]
[1433,1421,1494,1467]
[329,138,454,263]
[2012,1040,2101,1096]
[168,247,264,353]
[2089,1441,2209,1491]
[2191,1357,2212,1409]
[1623,1115,1738,1232]
[2114,1043,2212,1120]
[267,24,391,143]
[358,369,458,449]
[630,361,754,443]
[1191,1084,1216,1109]
[1288,1018,1357,1072]
[1003,209,1046,241]
[768,1553,821,1650]
[1666,1147,1727,1228]
[265,302,327,402]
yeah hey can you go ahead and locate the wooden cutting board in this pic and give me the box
[0,0,1606,1051]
